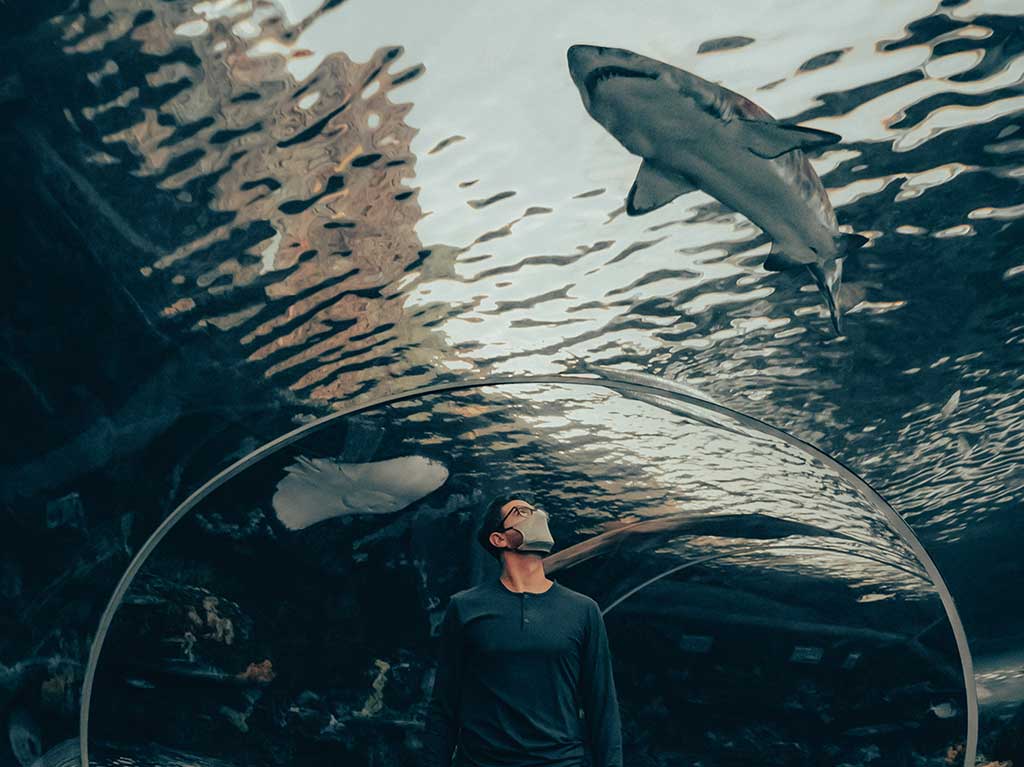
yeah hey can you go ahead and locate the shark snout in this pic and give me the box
[567,44,648,92]
[567,44,599,80]
[568,44,633,63]
[568,44,606,57]
[567,44,618,79]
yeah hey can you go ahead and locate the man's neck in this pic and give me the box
[500,556,552,593]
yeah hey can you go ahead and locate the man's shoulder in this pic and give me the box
[552,581,600,610]
[448,581,496,604]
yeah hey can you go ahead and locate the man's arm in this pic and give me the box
[580,600,623,767]
[422,598,463,767]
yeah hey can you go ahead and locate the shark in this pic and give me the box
[567,44,867,334]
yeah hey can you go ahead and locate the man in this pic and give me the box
[421,491,624,767]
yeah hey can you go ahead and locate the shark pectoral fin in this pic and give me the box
[738,119,842,159]
[626,161,697,216]
[762,252,793,272]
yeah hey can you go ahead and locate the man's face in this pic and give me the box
[491,498,554,554]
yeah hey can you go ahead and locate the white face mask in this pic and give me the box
[499,506,555,555]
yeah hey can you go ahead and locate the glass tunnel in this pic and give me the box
[80,373,976,767]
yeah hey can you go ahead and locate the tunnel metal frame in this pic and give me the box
[600,540,966,684]
[78,374,978,767]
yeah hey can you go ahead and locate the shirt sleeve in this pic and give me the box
[421,598,463,767]
[580,600,623,767]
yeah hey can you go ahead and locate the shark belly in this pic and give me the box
[651,137,836,264]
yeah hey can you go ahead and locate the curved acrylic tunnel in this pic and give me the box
[78,374,976,767]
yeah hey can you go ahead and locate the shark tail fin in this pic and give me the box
[811,232,866,335]
[807,259,845,336]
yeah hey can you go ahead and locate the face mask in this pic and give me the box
[500,507,555,555]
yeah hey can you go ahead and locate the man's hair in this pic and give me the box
[476,490,535,561]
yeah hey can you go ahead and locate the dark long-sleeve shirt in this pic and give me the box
[421,578,623,767]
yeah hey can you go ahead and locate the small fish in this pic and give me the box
[956,434,973,458]
[567,44,867,334]
[940,389,961,419]
[929,701,959,719]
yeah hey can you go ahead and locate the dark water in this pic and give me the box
[1,0,1023,765]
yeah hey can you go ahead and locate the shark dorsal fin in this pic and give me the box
[738,118,842,159]
[626,161,697,216]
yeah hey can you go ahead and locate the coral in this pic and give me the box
[237,659,275,683]
[187,595,236,645]
[355,659,391,718]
